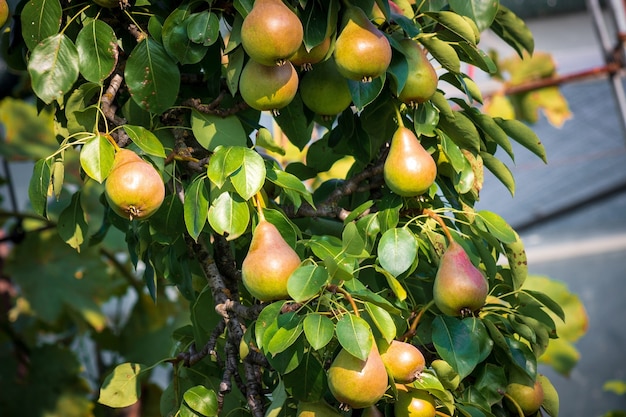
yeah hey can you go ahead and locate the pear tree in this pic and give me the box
[0,0,586,416]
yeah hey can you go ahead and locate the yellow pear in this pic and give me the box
[383,127,437,196]
[296,400,342,416]
[241,218,301,301]
[394,385,436,417]
[397,39,438,106]
[239,59,299,112]
[380,340,425,384]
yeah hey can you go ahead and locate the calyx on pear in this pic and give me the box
[241,217,301,301]
[432,240,488,316]
[327,342,388,409]
[384,126,437,197]
[104,149,165,220]
[333,6,392,82]
[380,340,425,384]
[240,0,303,66]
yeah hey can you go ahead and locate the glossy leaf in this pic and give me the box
[125,38,180,114]
[342,221,367,257]
[476,211,517,244]
[186,11,220,46]
[267,313,303,356]
[495,117,547,163]
[335,313,372,361]
[124,125,166,157]
[283,351,327,402]
[20,0,62,50]
[420,36,460,73]
[162,8,208,64]
[364,302,396,343]
[28,34,80,104]
[266,168,315,209]
[29,159,51,217]
[184,176,209,241]
[425,11,477,44]
[287,265,328,303]
[303,313,334,351]
[207,191,250,240]
[76,20,118,83]
[255,301,285,350]
[348,75,385,110]
[450,0,498,31]
[80,134,115,183]
[378,228,417,277]
[98,363,146,408]
[432,316,480,379]
[413,101,440,137]
[474,363,507,405]
[230,148,266,200]
[207,146,243,188]
[183,386,218,417]
[481,152,515,196]
[191,111,248,151]
[57,192,88,252]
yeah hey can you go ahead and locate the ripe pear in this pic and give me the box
[333,6,392,82]
[394,385,436,417]
[241,218,301,301]
[431,359,460,390]
[299,58,352,117]
[240,0,303,66]
[327,343,388,409]
[432,240,488,316]
[296,400,342,417]
[383,126,437,197]
[537,374,558,417]
[505,380,544,416]
[396,39,438,106]
[0,0,9,27]
[104,149,165,220]
[239,59,299,112]
[380,340,425,384]
[290,37,332,70]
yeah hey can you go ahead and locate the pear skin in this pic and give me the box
[383,127,437,197]
[239,59,299,111]
[296,400,342,416]
[432,240,488,316]
[505,380,545,416]
[397,39,438,106]
[327,343,388,409]
[394,386,436,417]
[334,6,392,82]
[241,218,301,301]
[299,58,352,117]
[241,0,303,66]
[380,340,425,384]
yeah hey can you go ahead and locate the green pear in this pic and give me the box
[383,126,437,197]
[296,400,342,416]
[396,39,438,106]
[241,218,301,301]
[505,380,545,416]
[333,6,392,82]
[299,58,352,117]
[394,385,436,417]
[239,59,299,112]
[537,374,559,417]
[432,240,488,316]
[240,0,303,66]
[327,343,388,409]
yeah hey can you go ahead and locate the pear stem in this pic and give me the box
[394,105,405,128]
[401,300,434,342]
[328,284,360,318]
[104,132,121,152]
[435,411,454,417]
[254,192,266,221]
[423,208,454,245]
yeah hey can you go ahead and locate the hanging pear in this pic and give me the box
[290,37,332,70]
[327,342,388,409]
[396,39,438,106]
[333,6,392,82]
[394,385,437,417]
[241,0,303,66]
[239,59,299,112]
[380,340,425,384]
[105,149,165,220]
[299,58,352,117]
[383,126,437,196]
[432,240,488,316]
[241,217,301,301]
[296,400,342,416]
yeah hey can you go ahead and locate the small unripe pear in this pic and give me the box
[394,385,436,417]
[432,240,488,316]
[104,149,165,220]
[384,127,437,197]
[334,6,392,82]
[505,380,544,416]
[241,0,303,66]
[396,39,438,106]
[290,37,332,70]
[380,340,425,384]
[299,58,352,117]
[327,343,388,409]
[296,400,342,416]
[239,59,299,112]
[241,218,301,301]
[537,374,559,417]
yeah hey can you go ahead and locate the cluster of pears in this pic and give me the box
[241,211,301,301]
[104,148,165,220]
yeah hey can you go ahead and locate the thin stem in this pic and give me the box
[401,300,434,341]
[254,192,265,221]
[394,104,405,128]
[502,392,526,417]
[423,208,453,245]
[435,411,453,417]
[328,284,360,318]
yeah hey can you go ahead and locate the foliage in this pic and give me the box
[0,0,587,416]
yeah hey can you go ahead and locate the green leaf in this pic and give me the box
[432,316,480,379]
[375,265,408,302]
[186,11,220,46]
[449,0,498,31]
[283,351,327,402]
[425,11,477,44]
[335,313,372,361]
[98,363,146,408]
[207,191,250,240]
[65,83,101,134]
[474,363,507,405]
[29,159,51,217]
[347,75,385,110]
[230,148,266,200]
[28,34,80,104]
[76,20,118,83]
[125,38,180,114]
[191,111,248,151]
[521,289,566,322]
[267,312,303,356]
[438,110,481,151]
[481,152,515,196]
[183,386,218,416]
[413,101,440,137]
[162,8,208,64]
[184,176,209,241]
[503,231,528,290]
[150,194,185,237]
[342,222,368,257]
[378,228,418,277]
[476,211,517,244]
[57,192,88,252]
[255,301,285,350]
[264,380,288,417]
[124,125,166,157]
[266,168,315,209]
[207,146,243,188]
[274,93,315,150]
[287,265,328,303]
[20,0,62,50]
[80,134,115,183]
[491,5,534,57]
[420,36,460,73]
[303,313,334,350]
[495,118,547,163]
[255,127,286,155]
[364,302,397,343]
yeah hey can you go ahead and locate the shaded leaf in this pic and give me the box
[191,111,248,151]
[29,159,51,217]
[432,316,480,379]
[184,176,209,241]
[57,192,88,252]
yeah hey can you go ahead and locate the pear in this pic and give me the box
[241,218,301,301]
[296,400,342,416]
[362,405,384,417]
[104,149,165,220]
[290,37,332,70]
[505,380,545,416]
[394,385,436,417]
[327,343,388,409]
[299,58,352,117]
[333,6,392,82]
[396,39,438,106]
[383,126,437,197]
[241,0,303,66]
[432,240,488,316]
[537,374,558,417]
[0,0,9,27]
[380,340,425,384]
[239,59,299,112]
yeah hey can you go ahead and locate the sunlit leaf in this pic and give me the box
[191,111,248,151]
[124,125,166,157]
[207,191,250,240]
[287,265,328,303]
[80,134,115,183]
[76,20,118,83]
[184,176,209,241]
[98,363,146,408]
[303,313,334,351]
[335,313,372,361]
[378,228,417,277]
[432,316,480,379]
[183,386,218,417]
[20,0,62,50]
